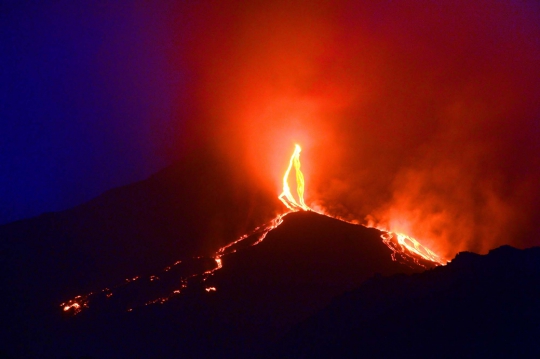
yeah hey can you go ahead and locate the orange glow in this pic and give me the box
[319,207,445,266]
[60,295,88,315]
[59,142,447,316]
[380,231,445,266]
[393,232,444,265]
[364,215,446,265]
[298,144,445,266]
[279,144,310,211]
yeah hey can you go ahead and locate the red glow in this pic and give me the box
[60,143,446,315]
[58,1,540,315]
[176,0,540,259]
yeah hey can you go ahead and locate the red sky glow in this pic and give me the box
[169,0,540,259]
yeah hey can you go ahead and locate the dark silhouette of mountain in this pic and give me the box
[0,159,434,359]
[0,148,281,357]
[1,149,281,299]
[4,149,536,359]
[267,245,540,359]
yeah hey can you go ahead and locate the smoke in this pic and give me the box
[169,0,540,259]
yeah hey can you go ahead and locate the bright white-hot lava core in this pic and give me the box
[60,144,445,315]
[279,144,310,211]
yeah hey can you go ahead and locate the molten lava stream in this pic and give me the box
[279,144,310,211]
[59,212,288,315]
[60,143,445,316]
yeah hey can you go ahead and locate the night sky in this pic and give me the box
[2,1,540,259]
[1,1,191,224]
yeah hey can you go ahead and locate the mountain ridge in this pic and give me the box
[266,244,540,358]
[1,205,433,358]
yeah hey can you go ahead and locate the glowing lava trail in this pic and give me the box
[60,213,285,315]
[60,144,444,315]
[277,145,444,266]
[275,145,444,266]
[379,231,445,266]
[60,147,306,315]
[279,144,310,211]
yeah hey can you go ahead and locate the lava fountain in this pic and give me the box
[279,144,310,211]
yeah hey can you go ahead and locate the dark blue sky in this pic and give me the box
[1,2,191,224]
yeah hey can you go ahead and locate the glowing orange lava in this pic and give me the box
[380,231,445,266]
[280,145,444,266]
[60,143,445,316]
[279,144,310,211]
[60,295,88,315]
[60,212,286,315]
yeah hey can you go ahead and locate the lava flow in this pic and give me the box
[60,144,444,315]
[60,214,285,315]
[279,144,310,211]
[277,145,444,266]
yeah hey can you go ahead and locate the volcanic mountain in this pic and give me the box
[0,147,438,358]
[3,147,536,358]
[0,211,433,357]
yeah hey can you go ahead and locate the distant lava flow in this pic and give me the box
[60,214,286,315]
[60,144,443,315]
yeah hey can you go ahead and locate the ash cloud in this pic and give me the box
[170,0,540,259]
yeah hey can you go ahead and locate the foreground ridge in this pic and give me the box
[267,245,540,358]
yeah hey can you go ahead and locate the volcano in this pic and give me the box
[1,148,537,358]
[0,209,433,356]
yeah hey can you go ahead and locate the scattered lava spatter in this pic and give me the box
[60,144,444,315]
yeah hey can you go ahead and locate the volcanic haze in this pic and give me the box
[169,0,540,260]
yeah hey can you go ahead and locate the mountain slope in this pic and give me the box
[268,245,540,359]
[1,207,432,358]
[1,148,281,298]
[0,149,281,357]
